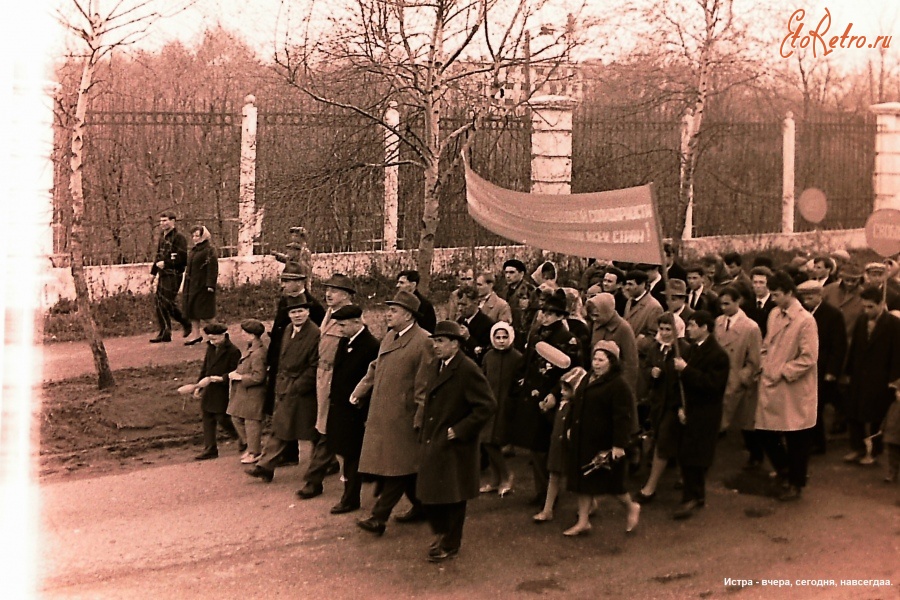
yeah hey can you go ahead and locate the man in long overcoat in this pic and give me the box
[756,272,819,501]
[324,305,380,514]
[844,285,900,464]
[672,311,730,519]
[354,291,435,536]
[417,321,496,562]
[797,280,847,454]
[714,287,763,469]
[297,273,356,500]
[246,297,320,482]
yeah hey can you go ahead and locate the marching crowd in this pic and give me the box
[153,213,900,563]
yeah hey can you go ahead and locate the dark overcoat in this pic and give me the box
[646,338,691,437]
[183,240,218,320]
[272,320,320,441]
[846,310,900,423]
[198,337,241,414]
[326,326,380,459]
[480,346,523,445]
[677,336,730,467]
[458,310,495,365]
[416,352,496,505]
[508,320,581,452]
[264,292,324,414]
[151,228,187,276]
[414,290,437,333]
[564,371,634,495]
[813,301,847,380]
[226,340,268,421]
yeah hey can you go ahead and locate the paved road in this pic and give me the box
[39,437,899,599]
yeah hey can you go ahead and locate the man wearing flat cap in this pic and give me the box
[863,262,900,311]
[354,290,435,536]
[324,305,381,514]
[297,273,356,500]
[247,296,320,482]
[193,323,242,460]
[509,288,581,506]
[823,263,865,345]
[415,320,496,562]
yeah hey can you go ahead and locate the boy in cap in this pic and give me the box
[193,323,242,460]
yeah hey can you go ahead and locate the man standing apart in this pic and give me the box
[150,212,191,343]
[354,291,435,536]
[297,274,356,500]
[475,271,512,324]
[755,272,819,501]
[417,321,496,562]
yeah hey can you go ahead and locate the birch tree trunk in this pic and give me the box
[68,48,116,390]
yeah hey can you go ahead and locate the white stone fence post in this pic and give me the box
[530,95,576,194]
[871,102,900,211]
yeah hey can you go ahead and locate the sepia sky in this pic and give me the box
[41,0,900,72]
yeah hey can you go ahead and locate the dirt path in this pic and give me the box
[41,324,265,382]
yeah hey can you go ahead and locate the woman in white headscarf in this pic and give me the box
[479,321,522,497]
[183,225,218,344]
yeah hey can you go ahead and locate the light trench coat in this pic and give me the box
[756,298,819,431]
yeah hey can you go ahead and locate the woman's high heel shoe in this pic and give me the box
[498,475,515,497]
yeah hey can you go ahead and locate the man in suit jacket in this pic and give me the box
[822,264,865,345]
[456,285,496,365]
[602,266,629,316]
[720,252,755,306]
[417,321,496,562]
[192,323,242,460]
[665,242,688,283]
[756,272,819,501]
[475,271,513,324]
[640,263,668,310]
[715,287,764,468]
[672,311,730,519]
[397,270,437,333]
[746,266,776,338]
[502,259,538,350]
[844,285,900,464]
[664,279,694,324]
[324,305,381,514]
[797,280,847,454]
[353,291,435,536]
[686,265,720,316]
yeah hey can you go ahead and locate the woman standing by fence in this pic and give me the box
[183,225,218,345]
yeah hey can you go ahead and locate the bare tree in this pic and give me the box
[621,0,768,244]
[55,0,195,389]
[274,0,594,292]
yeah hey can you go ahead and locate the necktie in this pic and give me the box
[726,318,731,331]
[691,291,698,309]
[757,300,763,310]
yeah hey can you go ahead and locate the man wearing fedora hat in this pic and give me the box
[416,321,496,562]
[297,273,356,500]
[509,288,581,506]
[664,278,693,324]
[353,290,435,536]
[265,262,325,466]
[247,296,320,482]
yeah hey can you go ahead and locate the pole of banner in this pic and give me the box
[648,184,689,424]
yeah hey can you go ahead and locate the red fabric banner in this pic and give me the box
[464,163,665,265]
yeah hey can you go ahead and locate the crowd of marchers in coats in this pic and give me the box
[154,217,900,562]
